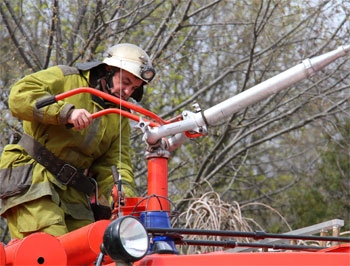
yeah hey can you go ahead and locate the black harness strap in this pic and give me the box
[18,133,95,194]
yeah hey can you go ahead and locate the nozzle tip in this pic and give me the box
[341,45,350,53]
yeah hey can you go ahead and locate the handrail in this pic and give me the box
[228,219,346,252]
[35,87,169,127]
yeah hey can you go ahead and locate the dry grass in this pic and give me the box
[175,191,261,254]
[174,191,348,254]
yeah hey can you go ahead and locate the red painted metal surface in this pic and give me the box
[147,157,170,211]
[3,233,67,265]
[118,197,147,216]
[319,244,350,253]
[134,248,350,266]
[1,232,349,266]
[0,243,5,265]
[58,219,112,265]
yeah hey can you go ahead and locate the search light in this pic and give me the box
[140,65,156,82]
[103,216,149,263]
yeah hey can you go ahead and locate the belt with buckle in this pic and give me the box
[18,133,95,194]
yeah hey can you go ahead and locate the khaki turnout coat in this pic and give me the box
[0,65,135,221]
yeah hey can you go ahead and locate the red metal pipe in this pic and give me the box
[55,87,167,125]
[58,220,112,265]
[91,108,160,128]
[147,157,170,211]
[0,242,6,266]
[4,233,67,266]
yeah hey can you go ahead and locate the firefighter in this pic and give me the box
[0,43,155,239]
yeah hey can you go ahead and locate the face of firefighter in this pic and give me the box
[110,69,143,101]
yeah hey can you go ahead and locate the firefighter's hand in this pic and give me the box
[67,109,93,130]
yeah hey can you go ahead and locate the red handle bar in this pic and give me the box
[35,87,169,127]
[36,87,204,138]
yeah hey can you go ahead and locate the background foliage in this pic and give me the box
[0,0,349,243]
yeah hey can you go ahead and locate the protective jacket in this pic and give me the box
[0,65,135,221]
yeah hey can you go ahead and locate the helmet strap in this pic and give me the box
[96,67,117,94]
[97,78,108,93]
[105,68,116,93]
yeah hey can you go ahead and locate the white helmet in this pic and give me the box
[103,43,155,83]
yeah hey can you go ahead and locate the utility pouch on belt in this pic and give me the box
[91,203,112,221]
[18,133,95,194]
[0,163,33,199]
[89,179,111,221]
